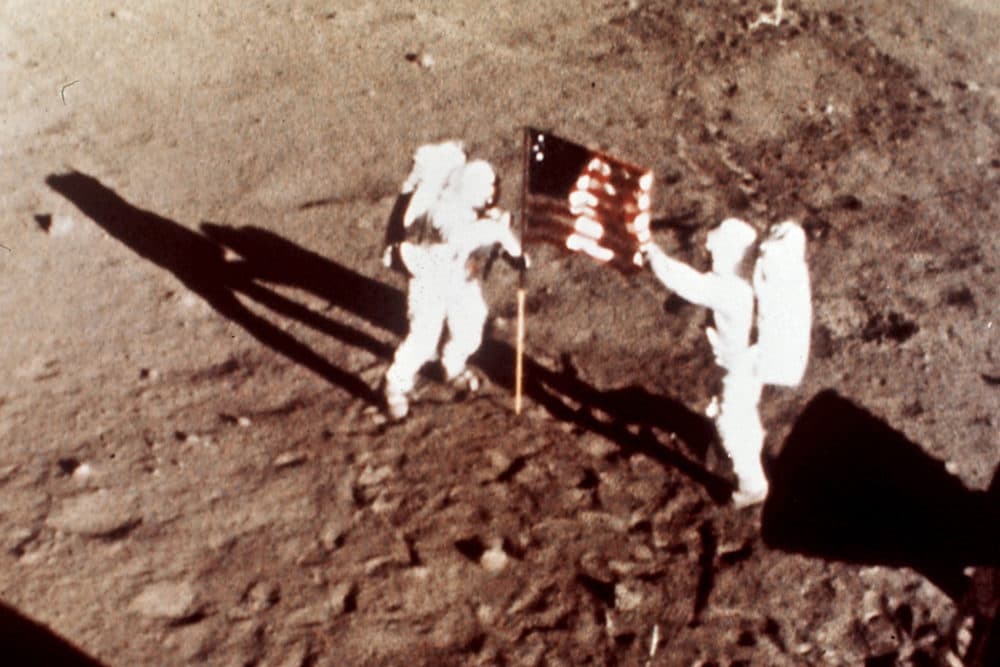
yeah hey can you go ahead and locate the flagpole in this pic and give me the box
[515,127,530,416]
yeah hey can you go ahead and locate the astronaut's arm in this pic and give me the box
[479,209,524,258]
[643,243,722,309]
[403,183,439,228]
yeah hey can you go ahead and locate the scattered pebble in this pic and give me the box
[480,543,509,573]
[6,527,38,556]
[230,581,279,619]
[862,589,883,622]
[130,580,199,620]
[430,607,480,651]
[955,615,975,655]
[46,214,75,237]
[273,451,308,469]
[371,490,401,514]
[72,462,93,481]
[357,464,393,487]
[320,515,350,551]
[508,583,547,616]
[577,433,617,459]
[945,650,965,667]
[46,490,141,538]
[614,582,643,611]
[286,602,329,627]
[0,464,19,483]
[579,511,628,533]
[328,581,356,616]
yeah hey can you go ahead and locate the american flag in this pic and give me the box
[521,128,653,274]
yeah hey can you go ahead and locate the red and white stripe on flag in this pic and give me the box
[522,128,652,274]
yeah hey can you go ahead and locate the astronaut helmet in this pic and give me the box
[706,217,758,272]
[451,159,498,211]
[760,221,806,258]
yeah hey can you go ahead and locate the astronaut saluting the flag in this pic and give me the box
[637,217,813,508]
[382,141,526,421]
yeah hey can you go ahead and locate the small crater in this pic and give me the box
[578,468,600,489]
[942,285,975,309]
[497,455,527,483]
[860,312,918,343]
[576,573,616,607]
[947,244,982,271]
[893,603,913,635]
[454,536,486,562]
[802,216,831,241]
[57,458,81,475]
[864,652,899,667]
[831,193,863,210]
[763,616,786,651]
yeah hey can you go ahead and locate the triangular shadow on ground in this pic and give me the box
[46,171,731,500]
[0,601,107,666]
[762,389,1000,601]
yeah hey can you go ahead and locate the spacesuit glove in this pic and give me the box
[640,241,661,269]
[503,251,530,272]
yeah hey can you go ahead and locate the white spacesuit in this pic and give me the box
[642,218,812,508]
[383,146,524,421]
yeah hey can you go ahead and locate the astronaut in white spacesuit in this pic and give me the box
[383,143,525,421]
[641,218,812,507]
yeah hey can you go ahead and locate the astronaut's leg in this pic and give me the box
[384,277,446,419]
[441,279,489,390]
[714,369,768,508]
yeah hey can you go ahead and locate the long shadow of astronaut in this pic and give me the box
[762,389,1000,664]
[45,171,386,405]
[47,171,730,500]
[0,601,107,666]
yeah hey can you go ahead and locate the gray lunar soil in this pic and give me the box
[1,1,999,665]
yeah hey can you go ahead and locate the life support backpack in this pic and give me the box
[383,141,467,275]
[752,222,813,387]
[382,191,444,275]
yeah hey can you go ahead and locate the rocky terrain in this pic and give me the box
[2,1,998,665]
